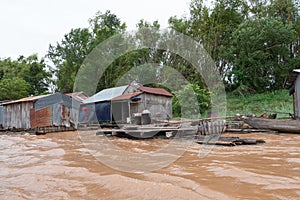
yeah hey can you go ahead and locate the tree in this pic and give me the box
[169,0,244,79]
[48,28,92,92]
[0,55,50,100]
[17,55,51,95]
[47,10,126,93]
[224,18,297,93]
[173,83,211,118]
[0,78,30,101]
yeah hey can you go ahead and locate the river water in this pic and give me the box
[0,131,299,199]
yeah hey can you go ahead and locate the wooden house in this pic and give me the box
[81,85,173,124]
[0,103,3,128]
[285,69,300,119]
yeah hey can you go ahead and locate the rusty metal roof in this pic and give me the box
[137,86,173,97]
[66,92,89,102]
[2,94,50,105]
[111,92,142,101]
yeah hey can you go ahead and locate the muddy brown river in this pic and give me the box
[0,131,299,199]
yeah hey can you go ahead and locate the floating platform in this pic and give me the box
[96,125,199,139]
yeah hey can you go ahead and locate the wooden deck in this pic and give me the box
[95,125,199,138]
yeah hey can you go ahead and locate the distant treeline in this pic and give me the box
[0,0,299,103]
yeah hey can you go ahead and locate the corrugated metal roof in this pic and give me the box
[111,92,142,101]
[137,86,173,97]
[66,92,89,102]
[2,94,50,105]
[83,85,129,104]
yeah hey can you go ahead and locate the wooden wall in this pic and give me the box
[3,102,34,129]
[138,93,172,120]
[296,75,300,119]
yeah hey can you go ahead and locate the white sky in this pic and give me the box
[0,0,190,59]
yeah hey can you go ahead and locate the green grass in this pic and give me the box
[226,89,294,119]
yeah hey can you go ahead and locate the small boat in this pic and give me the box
[243,117,300,133]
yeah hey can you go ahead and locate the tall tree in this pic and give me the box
[48,28,92,92]
[47,10,126,93]
[224,18,297,93]
[0,55,50,100]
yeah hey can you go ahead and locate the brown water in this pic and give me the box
[0,131,299,199]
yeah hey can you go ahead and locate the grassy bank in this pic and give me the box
[226,89,294,119]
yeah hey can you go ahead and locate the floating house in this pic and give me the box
[285,69,300,119]
[2,93,82,131]
[0,103,3,128]
[81,85,173,124]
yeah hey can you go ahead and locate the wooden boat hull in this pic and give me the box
[244,118,300,133]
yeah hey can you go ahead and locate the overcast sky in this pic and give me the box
[0,0,190,59]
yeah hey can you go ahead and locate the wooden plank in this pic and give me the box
[226,128,278,133]
[197,136,266,146]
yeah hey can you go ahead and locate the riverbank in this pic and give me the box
[226,89,293,118]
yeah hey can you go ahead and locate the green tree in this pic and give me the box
[47,10,126,93]
[169,0,244,79]
[48,28,92,92]
[224,18,297,93]
[0,78,30,101]
[0,55,50,100]
[173,83,211,118]
[17,55,51,95]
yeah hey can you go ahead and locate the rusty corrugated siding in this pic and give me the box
[31,107,52,128]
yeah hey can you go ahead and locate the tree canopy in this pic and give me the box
[1,0,299,117]
[0,55,51,101]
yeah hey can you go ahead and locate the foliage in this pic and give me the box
[172,83,211,118]
[0,55,51,101]
[47,10,126,93]
[0,78,30,101]
[224,18,296,92]
[226,89,293,118]
[170,0,299,94]
[1,0,298,111]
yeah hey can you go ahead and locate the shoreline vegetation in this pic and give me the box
[226,89,293,119]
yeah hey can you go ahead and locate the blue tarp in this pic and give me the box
[95,102,111,122]
[79,102,111,123]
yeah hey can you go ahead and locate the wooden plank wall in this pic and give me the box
[296,75,300,119]
[3,102,34,129]
[139,94,172,120]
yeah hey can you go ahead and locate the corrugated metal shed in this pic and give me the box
[0,104,3,126]
[3,93,81,130]
[34,93,81,128]
[83,85,128,104]
[285,69,300,120]
[80,84,173,124]
[2,94,49,129]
